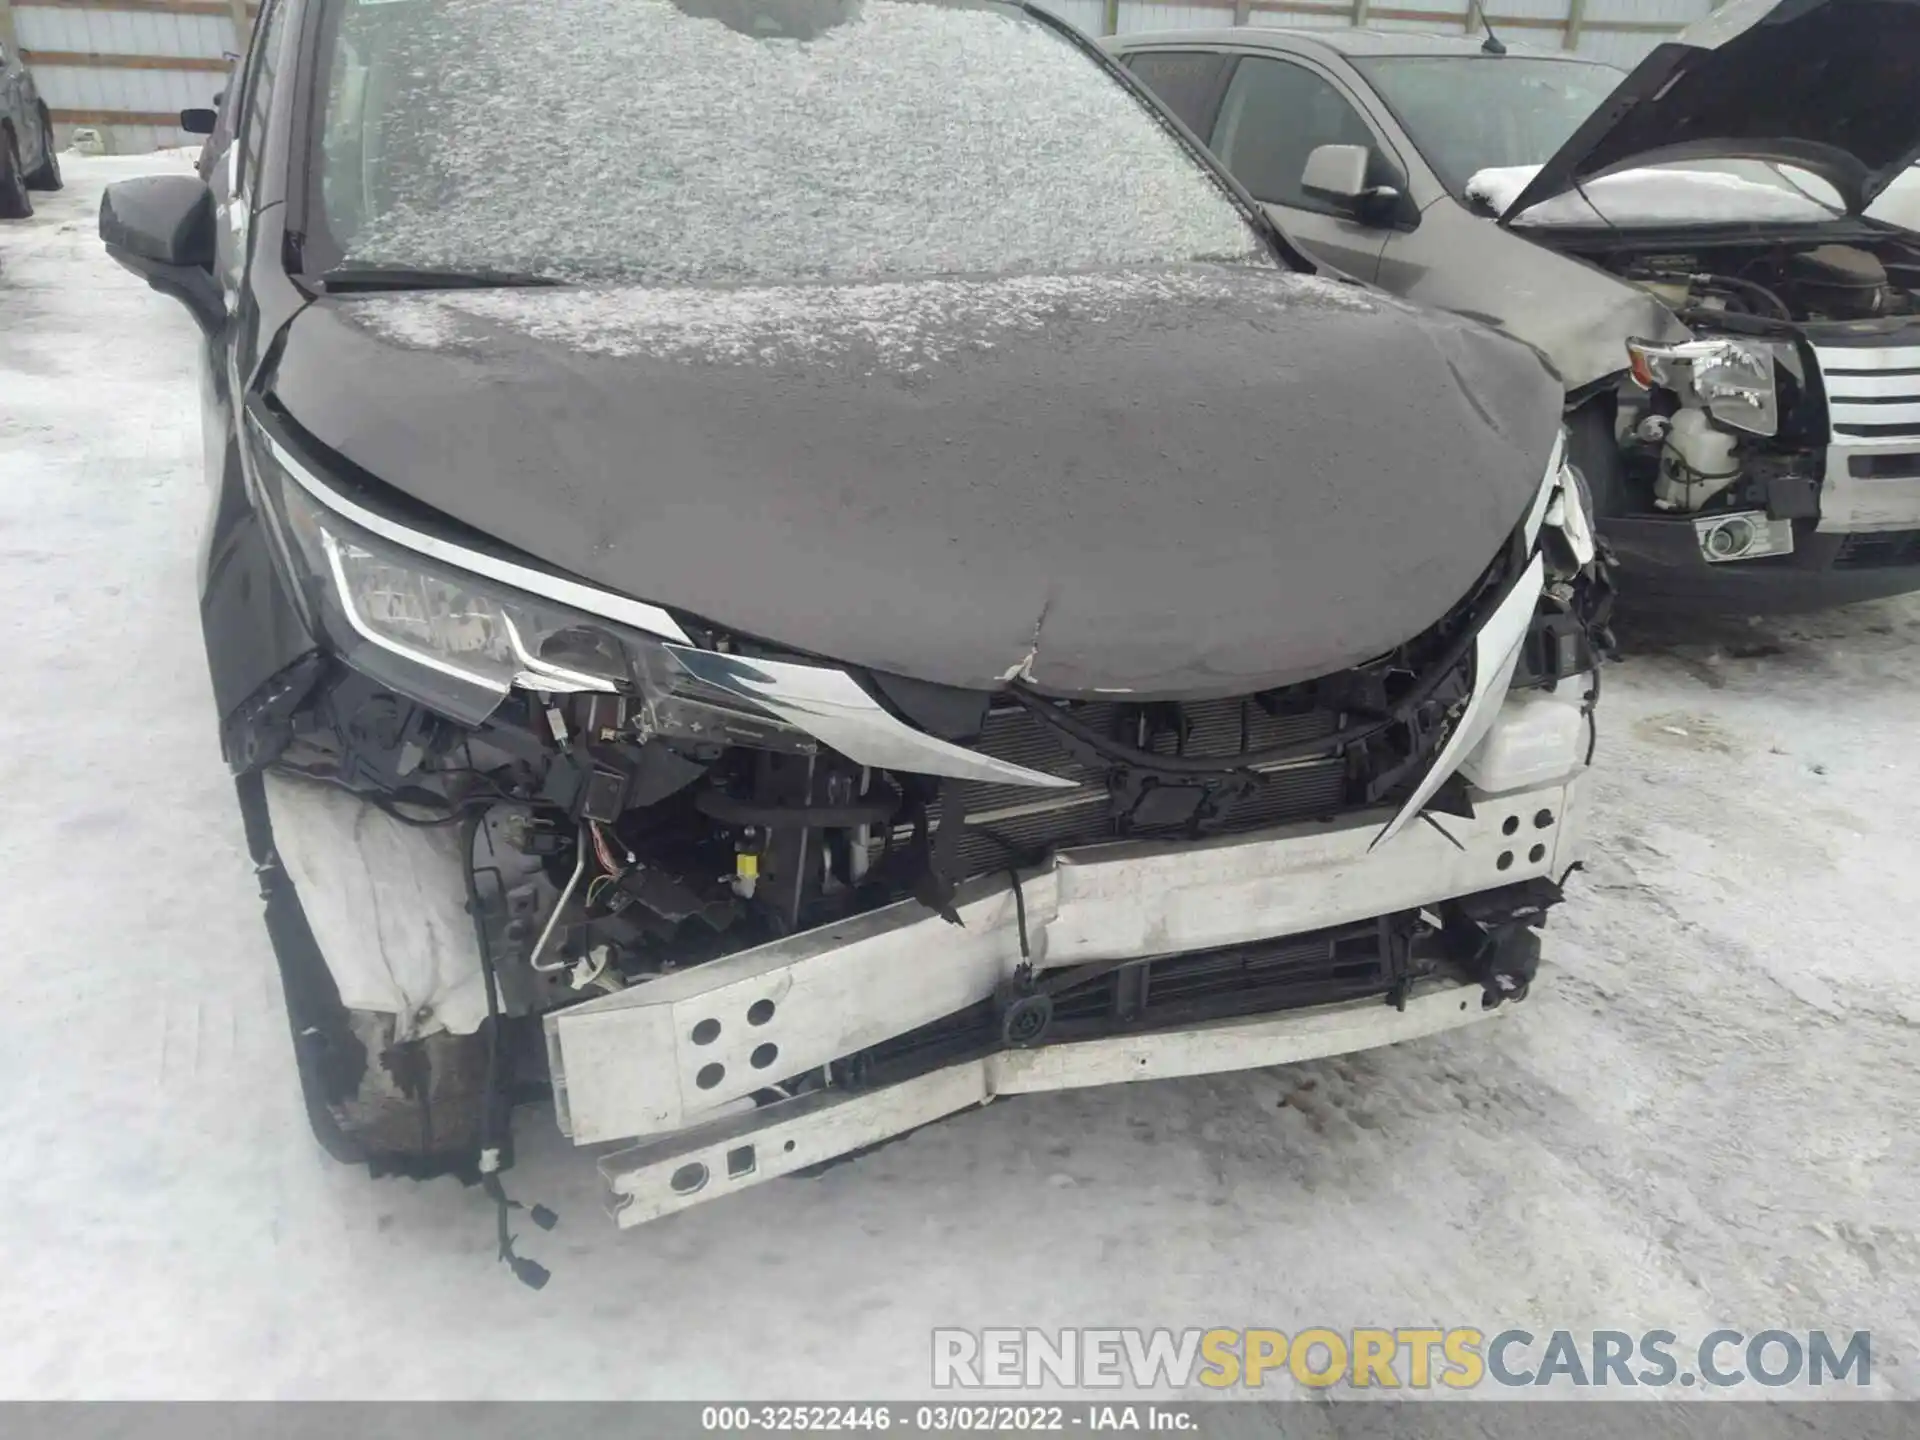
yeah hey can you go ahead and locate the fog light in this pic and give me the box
[1695,511,1793,564]
[1706,517,1752,558]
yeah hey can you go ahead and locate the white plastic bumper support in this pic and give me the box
[596,972,1538,1228]
[545,770,1588,1147]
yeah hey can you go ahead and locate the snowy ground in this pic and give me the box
[3,155,1918,1403]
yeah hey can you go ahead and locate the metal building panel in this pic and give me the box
[1248,13,1356,29]
[1585,0,1711,22]
[1574,28,1668,66]
[1032,0,1109,33]
[1114,2,1237,35]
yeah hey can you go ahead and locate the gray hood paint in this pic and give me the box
[1383,208,1695,394]
[269,265,1561,699]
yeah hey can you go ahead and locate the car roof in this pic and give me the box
[1106,25,1616,63]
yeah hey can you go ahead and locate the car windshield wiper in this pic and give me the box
[312,265,564,293]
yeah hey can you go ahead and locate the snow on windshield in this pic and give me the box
[346,266,1377,372]
[1469,164,1838,227]
[318,0,1266,284]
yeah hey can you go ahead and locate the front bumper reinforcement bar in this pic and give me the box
[544,773,1587,1149]
[596,971,1536,1227]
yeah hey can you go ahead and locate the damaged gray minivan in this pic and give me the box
[1114,0,1920,611]
[100,0,1606,1259]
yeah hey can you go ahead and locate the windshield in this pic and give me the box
[1351,55,1623,195]
[309,0,1268,285]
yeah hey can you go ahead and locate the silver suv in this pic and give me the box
[1113,0,1920,613]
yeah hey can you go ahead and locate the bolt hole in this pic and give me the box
[1529,843,1546,864]
[1496,850,1514,871]
[670,1162,708,1195]
[696,1062,725,1090]
[747,999,776,1026]
[750,1042,779,1070]
[783,1140,796,1154]
[726,1145,756,1179]
[1534,809,1554,829]
[690,1018,721,1046]
[1501,815,1519,836]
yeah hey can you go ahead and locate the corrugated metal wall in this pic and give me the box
[3,0,246,156]
[0,0,1713,159]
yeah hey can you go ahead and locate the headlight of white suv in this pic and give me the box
[1627,336,1780,436]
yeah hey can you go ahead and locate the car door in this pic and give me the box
[1205,54,1404,282]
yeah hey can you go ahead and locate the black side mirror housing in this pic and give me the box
[1354,186,1408,227]
[182,107,219,135]
[99,176,226,337]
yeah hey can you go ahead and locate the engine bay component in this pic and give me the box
[1784,244,1889,320]
[1573,230,1920,562]
[1654,407,1742,511]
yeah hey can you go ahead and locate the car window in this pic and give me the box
[1124,51,1232,137]
[1351,56,1622,196]
[306,0,1270,284]
[236,0,291,193]
[1212,56,1382,213]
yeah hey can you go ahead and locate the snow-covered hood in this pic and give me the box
[1473,164,1837,229]
[266,265,1562,700]
[1500,0,1920,223]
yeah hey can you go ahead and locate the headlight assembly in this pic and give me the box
[1626,336,1780,437]
[241,410,1075,789]
[249,411,807,747]
[283,480,645,723]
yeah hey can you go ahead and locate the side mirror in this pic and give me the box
[1301,143,1371,202]
[99,176,225,337]
[182,107,219,135]
[1301,142,1405,227]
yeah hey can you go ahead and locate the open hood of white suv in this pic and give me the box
[1501,0,1920,224]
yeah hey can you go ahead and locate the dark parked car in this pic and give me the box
[0,36,62,217]
[1112,0,1920,612]
[100,0,1608,1250]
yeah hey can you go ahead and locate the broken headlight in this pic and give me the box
[1626,337,1779,437]
[249,412,809,746]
